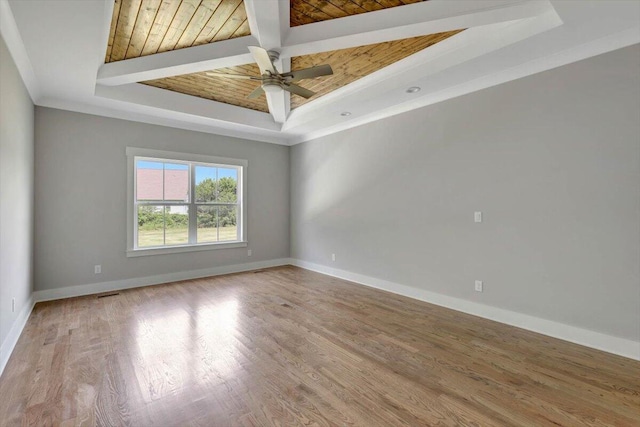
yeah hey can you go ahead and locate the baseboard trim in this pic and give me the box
[21,258,640,362]
[290,259,640,361]
[33,258,292,303]
[0,295,35,377]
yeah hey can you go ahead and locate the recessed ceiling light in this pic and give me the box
[406,86,421,93]
[340,112,352,116]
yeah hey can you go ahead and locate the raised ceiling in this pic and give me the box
[116,0,448,113]
[7,0,635,144]
[106,0,431,64]
[142,29,460,112]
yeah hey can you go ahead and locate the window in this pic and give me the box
[126,148,247,257]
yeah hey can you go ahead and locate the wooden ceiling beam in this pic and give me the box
[243,0,289,123]
[96,83,282,133]
[244,0,285,51]
[97,35,257,86]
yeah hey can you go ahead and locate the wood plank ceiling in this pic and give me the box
[289,30,462,109]
[106,1,462,113]
[290,0,426,27]
[144,63,270,112]
[105,0,250,63]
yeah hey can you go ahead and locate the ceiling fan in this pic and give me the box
[206,46,333,100]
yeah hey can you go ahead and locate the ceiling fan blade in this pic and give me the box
[282,64,333,82]
[247,85,265,99]
[248,46,277,75]
[283,83,315,99]
[205,71,256,80]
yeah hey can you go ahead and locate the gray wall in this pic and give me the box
[34,108,289,291]
[291,45,640,342]
[0,35,34,346]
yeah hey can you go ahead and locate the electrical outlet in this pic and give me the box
[474,211,482,223]
[331,253,336,262]
[247,249,252,256]
[94,265,101,274]
[475,280,483,292]
[12,298,15,313]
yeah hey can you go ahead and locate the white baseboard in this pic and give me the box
[290,259,640,361]
[0,295,35,377]
[33,258,292,303]
[16,258,640,367]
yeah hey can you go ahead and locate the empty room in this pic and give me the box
[1,0,639,425]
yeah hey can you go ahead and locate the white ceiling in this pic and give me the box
[2,0,639,145]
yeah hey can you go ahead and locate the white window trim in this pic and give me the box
[126,147,248,257]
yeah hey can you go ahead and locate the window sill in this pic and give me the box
[126,241,248,257]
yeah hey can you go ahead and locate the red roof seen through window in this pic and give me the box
[136,169,188,201]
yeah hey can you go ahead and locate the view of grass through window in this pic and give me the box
[136,160,238,247]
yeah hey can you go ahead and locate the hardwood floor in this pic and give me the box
[0,266,638,426]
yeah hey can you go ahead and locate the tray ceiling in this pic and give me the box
[105,0,426,63]
[111,0,443,113]
[9,0,626,145]
[141,30,461,112]
[96,0,576,136]
[105,0,428,63]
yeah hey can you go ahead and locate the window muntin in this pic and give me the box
[128,148,246,256]
[192,164,239,243]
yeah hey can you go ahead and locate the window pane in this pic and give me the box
[195,165,217,202]
[164,163,189,202]
[137,205,189,247]
[136,160,163,201]
[217,168,238,203]
[137,205,164,247]
[218,205,238,242]
[132,154,243,253]
[197,206,218,243]
[164,206,189,245]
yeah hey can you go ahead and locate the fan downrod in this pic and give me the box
[267,50,280,63]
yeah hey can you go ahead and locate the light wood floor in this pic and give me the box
[1,266,638,426]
